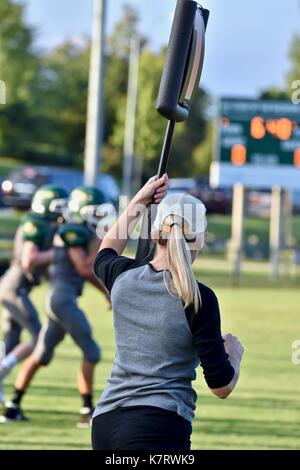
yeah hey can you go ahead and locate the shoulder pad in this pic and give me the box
[58,224,90,247]
[22,214,47,246]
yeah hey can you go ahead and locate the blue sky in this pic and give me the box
[24,0,300,98]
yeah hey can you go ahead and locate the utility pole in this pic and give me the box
[84,0,107,186]
[230,183,245,282]
[122,36,140,199]
[270,186,283,280]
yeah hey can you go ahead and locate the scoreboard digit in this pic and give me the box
[211,98,300,189]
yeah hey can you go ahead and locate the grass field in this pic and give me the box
[0,256,299,450]
[0,211,300,257]
[209,214,300,244]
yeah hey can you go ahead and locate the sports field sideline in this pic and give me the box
[0,256,300,450]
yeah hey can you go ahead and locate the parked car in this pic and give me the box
[1,166,119,210]
[188,177,232,214]
[247,190,271,218]
[167,178,196,197]
[247,190,300,217]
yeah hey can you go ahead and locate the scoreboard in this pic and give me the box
[210,98,300,189]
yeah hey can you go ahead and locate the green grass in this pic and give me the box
[208,214,300,245]
[0,212,22,260]
[0,257,300,450]
[0,211,22,234]
[0,211,299,258]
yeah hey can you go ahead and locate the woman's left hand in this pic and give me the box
[132,174,169,207]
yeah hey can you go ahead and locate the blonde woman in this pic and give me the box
[92,175,244,451]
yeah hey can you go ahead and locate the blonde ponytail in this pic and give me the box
[159,216,201,313]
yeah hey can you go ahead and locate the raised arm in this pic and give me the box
[100,174,168,256]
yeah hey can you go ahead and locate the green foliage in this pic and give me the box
[0,210,21,233]
[0,0,40,156]
[108,46,167,177]
[192,119,214,176]
[0,0,38,103]
[36,42,90,165]
[108,3,145,58]
[169,89,209,177]
[0,1,209,179]
[106,7,168,177]
[259,88,289,100]
[133,49,167,174]
[109,45,209,179]
[287,35,300,87]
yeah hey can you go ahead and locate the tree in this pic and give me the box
[108,3,144,58]
[35,41,90,165]
[0,1,210,180]
[130,48,167,174]
[260,88,289,100]
[192,118,214,176]
[103,4,150,177]
[109,48,209,179]
[287,36,300,88]
[286,0,299,94]
[106,4,209,179]
[170,88,210,177]
[0,0,40,156]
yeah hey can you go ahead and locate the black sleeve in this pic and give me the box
[185,284,235,389]
[93,248,145,293]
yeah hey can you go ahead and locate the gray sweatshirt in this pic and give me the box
[93,248,234,423]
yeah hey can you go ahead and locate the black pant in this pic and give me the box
[92,405,192,451]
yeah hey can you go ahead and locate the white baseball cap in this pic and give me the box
[153,193,207,236]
